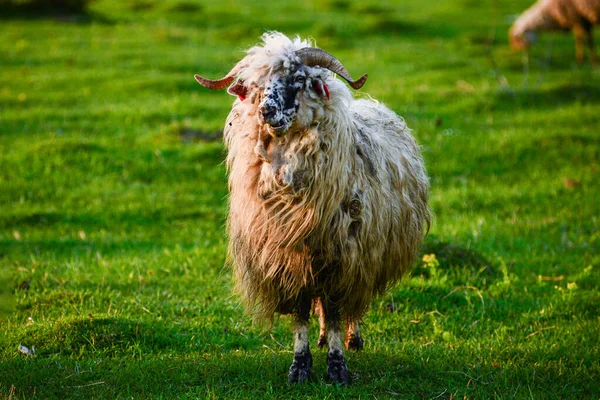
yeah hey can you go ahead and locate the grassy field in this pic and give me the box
[1,0,599,398]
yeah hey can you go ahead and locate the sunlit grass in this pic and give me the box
[1,0,599,398]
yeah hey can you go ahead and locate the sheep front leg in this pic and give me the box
[573,24,586,64]
[288,292,312,383]
[322,298,349,385]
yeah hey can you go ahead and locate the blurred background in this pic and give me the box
[1,0,598,398]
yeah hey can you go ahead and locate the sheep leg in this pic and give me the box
[317,302,363,351]
[315,298,328,348]
[583,23,597,65]
[573,24,586,64]
[322,298,349,385]
[288,292,312,383]
[345,318,364,351]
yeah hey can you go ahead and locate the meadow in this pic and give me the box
[1,0,599,398]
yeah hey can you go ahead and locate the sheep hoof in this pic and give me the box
[317,335,327,348]
[326,349,349,385]
[288,350,312,383]
[346,334,364,351]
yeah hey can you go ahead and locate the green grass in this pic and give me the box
[1,0,599,398]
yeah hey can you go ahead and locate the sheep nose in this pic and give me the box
[261,104,277,121]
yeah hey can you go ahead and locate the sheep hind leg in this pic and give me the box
[322,298,349,385]
[288,292,312,383]
[345,318,364,351]
[314,298,328,348]
[583,23,597,65]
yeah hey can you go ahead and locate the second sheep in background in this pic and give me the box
[510,0,600,64]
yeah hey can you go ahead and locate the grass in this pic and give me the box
[1,0,599,398]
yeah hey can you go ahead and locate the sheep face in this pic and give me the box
[258,68,307,135]
[255,64,330,137]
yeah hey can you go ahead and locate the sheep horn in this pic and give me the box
[295,47,368,90]
[194,57,248,90]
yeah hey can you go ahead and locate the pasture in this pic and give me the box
[1,0,598,398]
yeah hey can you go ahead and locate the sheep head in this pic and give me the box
[194,34,367,136]
[509,25,538,50]
[508,3,548,51]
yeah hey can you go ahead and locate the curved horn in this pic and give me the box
[194,57,249,90]
[295,47,368,90]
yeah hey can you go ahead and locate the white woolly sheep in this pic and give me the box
[510,0,600,63]
[194,32,431,385]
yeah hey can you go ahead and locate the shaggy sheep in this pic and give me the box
[194,32,430,385]
[509,0,600,63]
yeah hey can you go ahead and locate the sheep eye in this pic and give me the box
[295,75,306,84]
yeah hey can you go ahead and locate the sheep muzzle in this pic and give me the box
[258,76,299,136]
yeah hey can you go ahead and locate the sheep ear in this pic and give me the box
[227,82,247,101]
[313,80,330,100]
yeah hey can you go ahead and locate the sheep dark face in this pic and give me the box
[258,68,308,136]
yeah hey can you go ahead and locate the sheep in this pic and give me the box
[194,32,430,385]
[509,0,600,64]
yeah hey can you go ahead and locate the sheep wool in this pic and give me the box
[194,32,431,385]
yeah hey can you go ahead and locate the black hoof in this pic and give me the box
[327,349,349,385]
[288,350,312,383]
[317,335,327,348]
[346,334,364,351]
